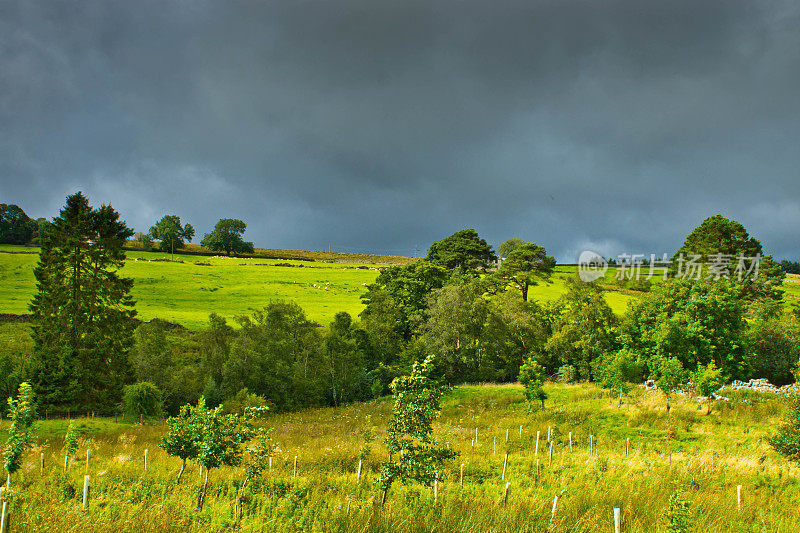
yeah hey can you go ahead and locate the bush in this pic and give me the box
[122,382,163,419]
[747,312,800,386]
[557,365,577,383]
[221,388,269,415]
[769,399,800,465]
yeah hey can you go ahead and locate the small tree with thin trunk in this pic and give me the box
[377,356,457,504]
[160,399,208,482]
[519,357,548,410]
[63,422,79,469]
[3,383,37,484]
[692,361,724,414]
[656,357,686,412]
[195,405,264,511]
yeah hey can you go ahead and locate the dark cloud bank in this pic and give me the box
[1,0,799,260]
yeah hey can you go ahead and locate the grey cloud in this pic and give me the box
[1,0,799,260]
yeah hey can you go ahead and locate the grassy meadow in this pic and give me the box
[0,383,798,532]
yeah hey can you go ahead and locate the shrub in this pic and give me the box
[222,388,269,416]
[122,382,163,419]
[769,399,800,465]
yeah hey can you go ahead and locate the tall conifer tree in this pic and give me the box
[29,192,136,408]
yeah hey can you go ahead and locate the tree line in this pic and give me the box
[0,202,254,256]
[3,193,800,417]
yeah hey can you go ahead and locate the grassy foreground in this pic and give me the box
[0,383,797,532]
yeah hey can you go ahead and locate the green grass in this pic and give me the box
[1,383,798,532]
[0,245,381,328]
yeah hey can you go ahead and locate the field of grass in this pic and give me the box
[0,383,797,532]
[0,245,382,328]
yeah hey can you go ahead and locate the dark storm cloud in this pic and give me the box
[1,0,799,260]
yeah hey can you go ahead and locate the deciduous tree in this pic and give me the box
[201,218,254,256]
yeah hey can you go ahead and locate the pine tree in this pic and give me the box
[29,192,136,409]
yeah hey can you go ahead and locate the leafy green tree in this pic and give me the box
[670,215,784,299]
[481,292,550,382]
[770,399,800,466]
[498,238,525,258]
[122,382,163,419]
[692,361,724,414]
[32,217,53,245]
[543,278,618,379]
[618,278,749,381]
[518,357,547,410]
[656,357,686,412]
[323,312,370,406]
[3,383,36,480]
[29,192,136,409]
[0,204,37,244]
[425,229,497,273]
[421,277,489,383]
[132,320,174,393]
[160,398,208,482]
[195,405,263,510]
[594,348,644,407]
[134,231,153,251]
[746,312,800,386]
[361,261,448,340]
[201,218,254,256]
[377,356,457,504]
[493,242,555,301]
[220,303,324,412]
[148,215,194,257]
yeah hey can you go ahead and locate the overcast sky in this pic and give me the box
[2,1,799,260]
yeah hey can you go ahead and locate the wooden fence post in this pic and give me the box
[83,475,90,511]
